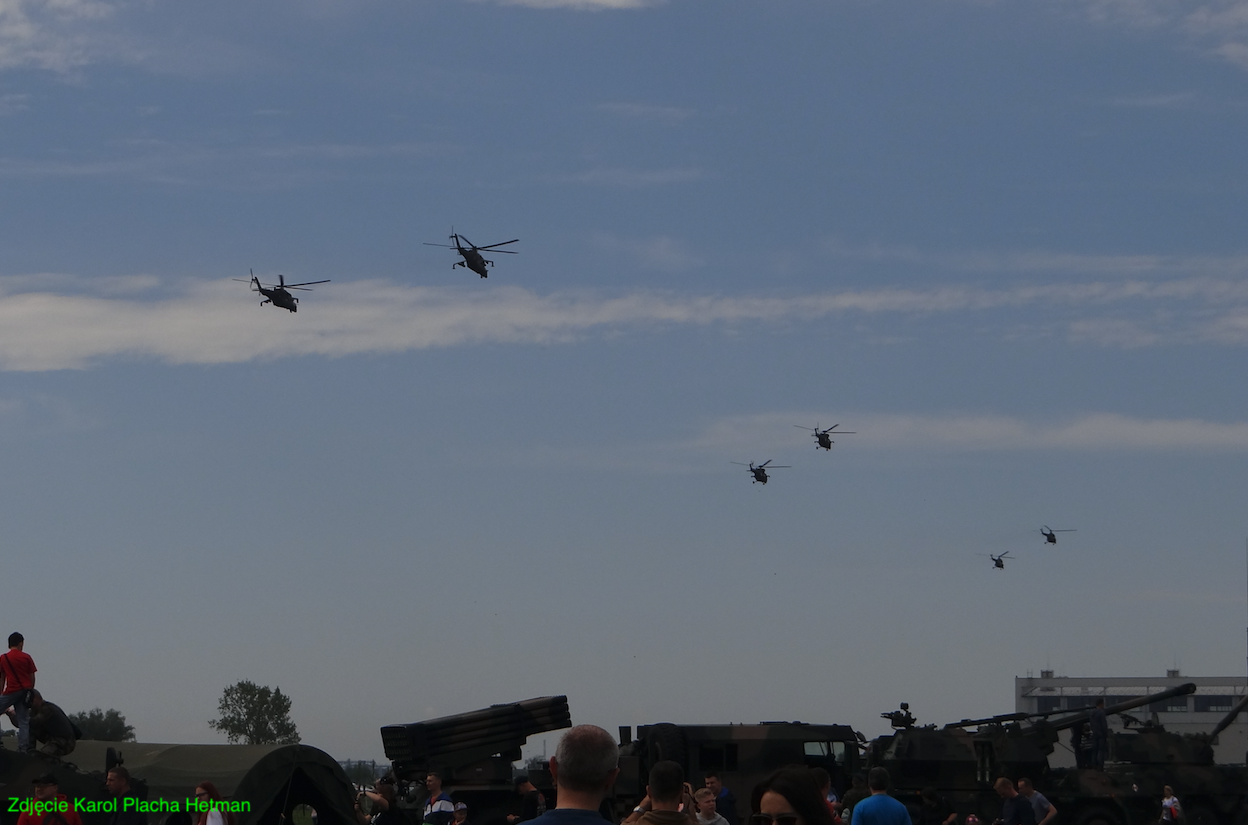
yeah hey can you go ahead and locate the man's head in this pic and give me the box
[426,773,443,795]
[1016,779,1033,797]
[648,761,684,805]
[705,773,722,797]
[550,724,619,799]
[850,774,865,790]
[993,778,1016,799]
[514,776,535,795]
[867,768,890,793]
[32,774,57,802]
[1095,699,1105,709]
[8,632,23,650]
[454,803,468,823]
[1164,786,1174,797]
[105,767,131,797]
[695,788,717,816]
[28,689,43,713]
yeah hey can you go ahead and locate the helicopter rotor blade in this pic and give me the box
[483,249,519,254]
[283,280,331,288]
[478,239,520,250]
[793,425,815,431]
[423,243,456,248]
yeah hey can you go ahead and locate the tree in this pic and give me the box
[68,708,136,742]
[209,681,300,745]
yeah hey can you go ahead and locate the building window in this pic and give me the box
[1195,696,1235,713]
[1036,697,1063,713]
[1150,698,1189,713]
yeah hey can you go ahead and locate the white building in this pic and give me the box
[1014,670,1248,766]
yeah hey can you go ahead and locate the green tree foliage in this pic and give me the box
[209,680,300,745]
[68,708,136,742]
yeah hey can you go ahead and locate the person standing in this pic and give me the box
[705,773,738,825]
[1161,786,1182,825]
[848,769,909,825]
[526,724,620,825]
[0,632,37,754]
[1015,780,1056,825]
[424,774,456,825]
[694,789,728,825]
[1089,700,1109,771]
[620,761,696,825]
[508,776,547,825]
[105,766,148,825]
[992,779,1034,825]
[17,774,83,825]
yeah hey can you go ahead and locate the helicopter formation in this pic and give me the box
[238,229,519,310]
[732,423,851,483]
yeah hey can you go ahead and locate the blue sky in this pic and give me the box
[1,0,1248,761]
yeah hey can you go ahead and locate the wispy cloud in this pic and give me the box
[591,233,704,271]
[596,102,695,122]
[0,274,1246,371]
[824,239,1248,279]
[479,0,659,8]
[0,0,116,72]
[693,412,1248,454]
[568,167,703,187]
[1064,0,1248,71]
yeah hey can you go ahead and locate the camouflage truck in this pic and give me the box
[864,683,1248,825]
[612,722,865,823]
[380,696,571,825]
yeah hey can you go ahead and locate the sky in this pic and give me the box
[1,0,1248,764]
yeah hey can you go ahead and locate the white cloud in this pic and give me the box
[569,167,703,187]
[0,274,1246,371]
[591,233,704,271]
[1064,0,1248,71]
[0,0,115,72]
[482,0,658,7]
[596,102,695,122]
[693,412,1248,454]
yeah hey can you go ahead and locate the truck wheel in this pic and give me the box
[1074,807,1120,825]
[648,723,687,769]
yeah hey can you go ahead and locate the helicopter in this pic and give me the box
[233,270,330,313]
[731,460,790,484]
[794,423,855,451]
[1040,526,1076,544]
[986,552,1013,570]
[423,230,519,278]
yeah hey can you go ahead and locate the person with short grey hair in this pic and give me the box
[527,725,620,825]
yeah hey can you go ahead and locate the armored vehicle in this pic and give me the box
[865,685,1205,825]
[380,696,571,825]
[613,721,864,823]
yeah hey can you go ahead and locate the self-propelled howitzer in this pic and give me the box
[864,684,1198,825]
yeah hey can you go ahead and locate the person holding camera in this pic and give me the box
[357,779,406,825]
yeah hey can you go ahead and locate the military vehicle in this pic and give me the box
[0,737,356,825]
[1050,694,1248,825]
[234,270,331,313]
[863,684,1245,825]
[423,232,519,279]
[731,461,790,484]
[380,696,571,825]
[612,721,865,823]
[794,424,855,452]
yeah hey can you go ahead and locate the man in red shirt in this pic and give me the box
[0,632,37,753]
[16,774,82,825]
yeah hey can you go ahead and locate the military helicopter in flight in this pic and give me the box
[1040,526,1076,544]
[986,552,1013,570]
[234,270,330,313]
[731,460,790,484]
[423,230,519,278]
[794,423,855,451]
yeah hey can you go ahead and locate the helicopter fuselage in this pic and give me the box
[258,285,298,312]
[815,434,833,450]
[455,247,491,278]
[751,468,769,483]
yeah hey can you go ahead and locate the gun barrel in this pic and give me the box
[1044,683,1197,733]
